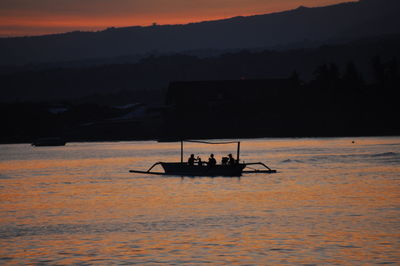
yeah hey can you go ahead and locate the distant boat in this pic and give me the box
[129,140,276,177]
[31,137,66,147]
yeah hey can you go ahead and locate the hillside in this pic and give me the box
[0,0,399,66]
[1,34,400,103]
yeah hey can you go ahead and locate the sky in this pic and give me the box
[0,0,352,37]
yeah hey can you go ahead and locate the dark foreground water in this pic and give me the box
[0,137,399,265]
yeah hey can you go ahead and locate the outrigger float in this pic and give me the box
[129,140,277,177]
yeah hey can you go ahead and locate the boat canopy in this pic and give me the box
[176,139,240,163]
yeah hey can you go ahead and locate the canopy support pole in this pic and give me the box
[237,141,240,162]
[181,140,183,163]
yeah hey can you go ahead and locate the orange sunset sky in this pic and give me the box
[0,0,352,37]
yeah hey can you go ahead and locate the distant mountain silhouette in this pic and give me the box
[0,0,399,65]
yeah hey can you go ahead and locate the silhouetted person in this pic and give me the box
[188,154,195,166]
[221,157,228,165]
[228,154,235,165]
[208,154,216,166]
[197,156,203,166]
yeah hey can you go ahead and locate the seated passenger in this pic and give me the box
[197,156,203,166]
[221,157,229,165]
[228,154,236,165]
[208,154,216,166]
[188,154,195,166]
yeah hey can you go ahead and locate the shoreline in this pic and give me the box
[2,134,400,145]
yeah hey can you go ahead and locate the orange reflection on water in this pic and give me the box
[0,138,399,264]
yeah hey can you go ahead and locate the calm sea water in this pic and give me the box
[0,137,399,265]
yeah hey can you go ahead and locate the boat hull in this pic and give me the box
[160,162,245,177]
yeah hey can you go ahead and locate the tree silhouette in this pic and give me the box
[343,61,364,91]
[386,57,399,90]
[371,55,385,87]
[313,63,340,92]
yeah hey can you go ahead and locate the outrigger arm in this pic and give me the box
[242,162,277,174]
[129,162,165,175]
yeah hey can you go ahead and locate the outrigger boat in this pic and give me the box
[129,140,277,177]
